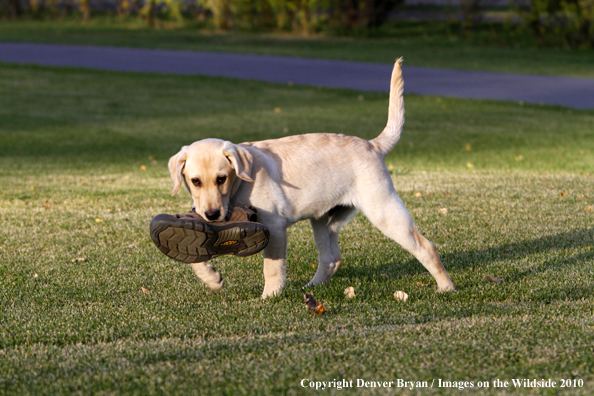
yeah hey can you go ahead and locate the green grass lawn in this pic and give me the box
[0,63,593,395]
[1,19,594,78]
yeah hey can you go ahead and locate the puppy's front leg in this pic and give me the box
[190,261,224,292]
[261,228,287,299]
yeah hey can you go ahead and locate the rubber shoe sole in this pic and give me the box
[150,214,270,264]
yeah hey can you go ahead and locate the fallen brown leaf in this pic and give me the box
[393,290,409,302]
[344,286,356,298]
[488,276,506,283]
[314,304,325,315]
[141,287,151,294]
[303,292,325,316]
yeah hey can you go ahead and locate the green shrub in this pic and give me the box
[0,0,403,33]
[514,0,594,48]
[196,0,404,33]
[330,0,404,30]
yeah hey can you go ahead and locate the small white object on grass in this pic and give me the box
[394,290,409,302]
[344,286,356,299]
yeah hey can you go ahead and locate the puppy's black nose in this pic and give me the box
[205,209,221,221]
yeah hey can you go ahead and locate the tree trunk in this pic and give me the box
[79,0,91,21]
[300,0,310,35]
[147,0,156,27]
[8,0,24,19]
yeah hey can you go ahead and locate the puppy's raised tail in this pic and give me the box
[371,58,405,157]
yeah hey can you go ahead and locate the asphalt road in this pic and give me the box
[1,42,593,109]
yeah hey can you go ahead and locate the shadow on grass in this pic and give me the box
[339,227,594,299]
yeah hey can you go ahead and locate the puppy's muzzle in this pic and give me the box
[204,209,221,221]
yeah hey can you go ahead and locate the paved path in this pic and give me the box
[1,42,593,109]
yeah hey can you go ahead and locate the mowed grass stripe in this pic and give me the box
[0,64,592,173]
[1,310,593,395]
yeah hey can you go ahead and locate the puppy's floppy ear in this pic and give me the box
[223,142,253,182]
[168,146,188,196]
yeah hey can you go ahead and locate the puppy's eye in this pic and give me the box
[191,178,201,187]
[216,176,227,185]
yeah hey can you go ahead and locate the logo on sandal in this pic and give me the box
[221,240,238,246]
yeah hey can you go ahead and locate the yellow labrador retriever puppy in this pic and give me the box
[168,59,454,298]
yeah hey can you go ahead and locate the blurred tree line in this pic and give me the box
[459,0,592,48]
[0,0,405,32]
[0,0,592,47]
[513,0,593,48]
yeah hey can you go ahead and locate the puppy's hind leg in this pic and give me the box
[307,217,341,286]
[190,261,224,291]
[359,189,454,292]
[307,206,358,287]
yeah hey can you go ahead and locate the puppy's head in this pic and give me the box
[168,139,253,222]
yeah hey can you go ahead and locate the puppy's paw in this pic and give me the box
[436,283,455,293]
[209,276,225,292]
[261,284,283,299]
[307,260,341,287]
[307,275,329,287]
[190,262,224,291]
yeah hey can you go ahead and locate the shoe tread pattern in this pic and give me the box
[150,214,270,264]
